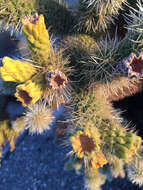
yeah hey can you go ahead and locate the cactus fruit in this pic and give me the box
[0,57,36,83]
[24,101,54,134]
[77,0,126,34]
[0,37,70,107]
[43,69,69,105]
[22,13,51,59]
[15,80,43,107]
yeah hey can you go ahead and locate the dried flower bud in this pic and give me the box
[123,52,143,78]
[45,70,68,90]
[22,13,39,25]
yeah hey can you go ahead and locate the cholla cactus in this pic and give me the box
[81,33,120,85]
[66,87,141,184]
[1,2,143,189]
[0,14,71,107]
[65,85,142,189]
[77,0,126,34]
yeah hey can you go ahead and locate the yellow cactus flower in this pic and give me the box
[22,13,51,56]
[90,152,108,169]
[0,57,36,82]
[70,126,100,158]
[15,80,43,107]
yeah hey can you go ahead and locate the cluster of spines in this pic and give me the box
[1,1,143,190]
[66,84,142,189]
[77,0,126,34]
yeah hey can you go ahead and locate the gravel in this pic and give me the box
[0,134,84,190]
[0,131,142,190]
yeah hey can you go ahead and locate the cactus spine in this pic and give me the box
[77,0,126,34]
